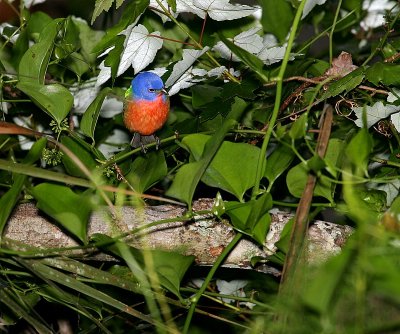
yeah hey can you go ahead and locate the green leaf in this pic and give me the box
[289,113,308,140]
[93,235,194,299]
[345,128,373,174]
[150,249,194,299]
[26,11,52,36]
[286,162,334,202]
[218,34,267,82]
[0,138,47,239]
[126,150,167,193]
[116,0,124,8]
[30,183,92,242]
[322,66,365,99]
[167,0,177,12]
[91,0,114,24]
[61,136,98,178]
[72,18,105,64]
[260,0,294,43]
[225,193,272,244]
[80,87,112,142]
[303,246,354,313]
[166,97,247,207]
[19,18,64,84]
[265,144,295,185]
[182,134,264,201]
[23,259,167,330]
[16,81,73,125]
[192,85,222,109]
[365,63,400,86]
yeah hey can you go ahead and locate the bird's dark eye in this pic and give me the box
[148,88,155,92]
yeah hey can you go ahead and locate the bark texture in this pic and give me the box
[4,199,353,274]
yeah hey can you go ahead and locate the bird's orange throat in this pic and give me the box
[123,95,170,136]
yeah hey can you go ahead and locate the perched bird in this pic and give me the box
[123,72,170,151]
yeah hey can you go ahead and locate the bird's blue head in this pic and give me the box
[131,72,167,101]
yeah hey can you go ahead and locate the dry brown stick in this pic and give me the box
[280,104,334,286]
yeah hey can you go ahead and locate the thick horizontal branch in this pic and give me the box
[4,199,353,275]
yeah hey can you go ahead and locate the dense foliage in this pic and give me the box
[1,0,400,332]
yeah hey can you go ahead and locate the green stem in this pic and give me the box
[297,9,355,54]
[182,232,243,334]
[251,0,308,199]
[362,5,400,65]
[329,0,343,64]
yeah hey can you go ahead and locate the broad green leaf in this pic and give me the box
[64,52,90,77]
[286,162,334,202]
[286,138,343,201]
[289,113,308,140]
[91,0,114,24]
[345,128,373,174]
[225,193,272,244]
[192,85,222,108]
[61,136,98,178]
[322,66,365,99]
[26,11,52,36]
[16,81,73,125]
[260,0,294,43]
[182,134,264,201]
[150,249,195,299]
[72,17,105,64]
[19,18,64,84]
[265,144,295,185]
[365,62,400,86]
[30,183,92,242]
[303,245,354,313]
[80,87,112,142]
[166,98,247,207]
[219,34,267,82]
[126,150,167,193]
[0,138,47,238]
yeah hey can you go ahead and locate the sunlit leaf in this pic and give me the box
[353,102,399,128]
[91,0,114,24]
[97,24,163,84]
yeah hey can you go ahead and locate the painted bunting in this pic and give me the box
[123,72,170,151]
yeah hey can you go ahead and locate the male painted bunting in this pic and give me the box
[123,72,170,151]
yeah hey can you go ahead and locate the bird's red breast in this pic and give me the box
[123,95,170,136]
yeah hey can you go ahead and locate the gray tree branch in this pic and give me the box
[4,199,353,275]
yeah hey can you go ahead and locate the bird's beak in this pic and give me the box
[159,88,168,95]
